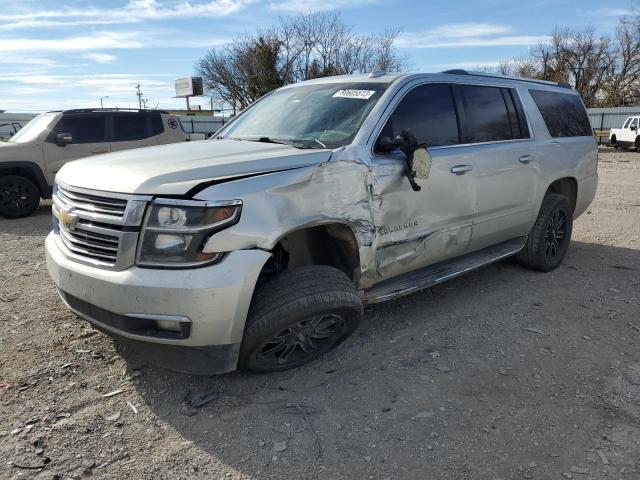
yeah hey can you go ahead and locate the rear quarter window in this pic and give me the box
[112,113,150,142]
[529,90,592,138]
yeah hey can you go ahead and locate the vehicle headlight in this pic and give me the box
[137,199,242,268]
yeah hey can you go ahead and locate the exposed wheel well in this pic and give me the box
[546,177,577,212]
[260,223,361,284]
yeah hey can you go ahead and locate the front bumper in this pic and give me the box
[46,233,270,373]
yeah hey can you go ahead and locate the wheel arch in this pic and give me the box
[261,219,362,285]
[0,161,51,198]
[545,176,577,212]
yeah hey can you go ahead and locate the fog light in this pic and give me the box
[155,319,183,333]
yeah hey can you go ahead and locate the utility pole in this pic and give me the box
[136,84,144,109]
[100,96,108,109]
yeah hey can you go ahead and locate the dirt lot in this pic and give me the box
[1,148,639,480]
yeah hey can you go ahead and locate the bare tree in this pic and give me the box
[196,13,408,111]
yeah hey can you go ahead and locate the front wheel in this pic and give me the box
[238,266,363,373]
[0,175,40,219]
[517,193,573,272]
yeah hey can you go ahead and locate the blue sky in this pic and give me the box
[0,0,630,112]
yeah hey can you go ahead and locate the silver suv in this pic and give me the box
[0,109,186,218]
[45,71,598,374]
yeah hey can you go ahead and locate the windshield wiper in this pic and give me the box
[254,137,305,149]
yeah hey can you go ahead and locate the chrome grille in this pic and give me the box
[57,184,128,217]
[52,182,151,270]
[58,224,119,264]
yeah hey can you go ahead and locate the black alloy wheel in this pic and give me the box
[0,175,40,219]
[256,314,349,368]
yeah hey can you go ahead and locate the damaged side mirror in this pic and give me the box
[379,131,431,191]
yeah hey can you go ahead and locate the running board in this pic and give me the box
[362,237,527,304]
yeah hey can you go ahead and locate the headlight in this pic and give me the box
[137,198,242,268]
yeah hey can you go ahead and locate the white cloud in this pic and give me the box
[0,18,139,31]
[398,23,549,49]
[1,0,253,28]
[0,32,142,52]
[85,53,117,64]
[427,23,510,39]
[268,0,375,12]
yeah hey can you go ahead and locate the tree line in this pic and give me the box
[489,11,640,107]
[195,12,408,113]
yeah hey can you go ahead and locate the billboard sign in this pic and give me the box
[175,77,203,98]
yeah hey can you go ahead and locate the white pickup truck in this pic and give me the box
[609,116,640,150]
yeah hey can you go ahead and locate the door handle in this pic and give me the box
[451,164,473,175]
[518,155,532,164]
[550,140,561,145]
[91,149,108,154]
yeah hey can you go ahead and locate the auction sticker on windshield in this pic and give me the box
[333,89,376,99]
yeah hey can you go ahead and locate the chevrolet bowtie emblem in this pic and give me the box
[59,208,78,231]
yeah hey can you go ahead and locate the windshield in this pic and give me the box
[219,82,389,149]
[9,113,56,144]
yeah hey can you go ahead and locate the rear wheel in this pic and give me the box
[0,175,40,219]
[517,193,573,272]
[238,266,363,373]
[611,135,618,149]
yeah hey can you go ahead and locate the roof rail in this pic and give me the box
[440,69,572,89]
[61,108,170,114]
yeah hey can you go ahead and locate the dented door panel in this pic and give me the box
[370,148,474,280]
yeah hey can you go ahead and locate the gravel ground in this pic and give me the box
[1,148,639,480]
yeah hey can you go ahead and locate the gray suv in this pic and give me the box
[45,71,598,374]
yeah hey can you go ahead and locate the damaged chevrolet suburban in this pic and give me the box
[45,71,598,374]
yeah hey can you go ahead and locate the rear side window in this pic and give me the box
[56,114,106,144]
[150,113,164,136]
[377,83,460,149]
[112,113,150,142]
[529,90,592,137]
[458,85,513,143]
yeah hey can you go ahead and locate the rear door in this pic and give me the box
[109,112,157,152]
[455,84,538,252]
[42,113,109,183]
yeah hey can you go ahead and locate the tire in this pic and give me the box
[517,193,573,272]
[0,175,40,219]
[611,136,618,149]
[238,266,364,373]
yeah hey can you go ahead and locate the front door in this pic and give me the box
[370,83,475,280]
[42,113,109,184]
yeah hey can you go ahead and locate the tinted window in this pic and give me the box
[529,90,592,137]
[112,113,150,142]
[623,118,631,128]
[631,118,638,129]
[56,114,106,144]
[458,85,512,143]
[503,88,530,139]
[150,113,164,136]
[378,83,459,149]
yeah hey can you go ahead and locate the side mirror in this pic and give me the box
[412,147,432,180]
[632,125,638,131]
[55,133,72,147]
[379,130,430,191]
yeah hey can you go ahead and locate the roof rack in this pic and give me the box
[60,108,170,114]
[440,69,572,89]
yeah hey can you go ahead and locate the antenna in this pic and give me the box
[136,84,144,109]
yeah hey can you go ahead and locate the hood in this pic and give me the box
[56,139,332,195]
